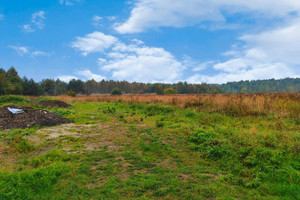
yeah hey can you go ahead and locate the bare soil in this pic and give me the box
[0,105,70,129]
[38,100,71,108]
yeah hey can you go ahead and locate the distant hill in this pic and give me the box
[216,78,300,94]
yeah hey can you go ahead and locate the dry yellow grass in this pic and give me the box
[53,93,300,117]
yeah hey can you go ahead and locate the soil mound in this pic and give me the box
[38,100,71,108]
[0,105,70,129]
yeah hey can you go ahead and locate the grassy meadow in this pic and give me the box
[0,94,299,199]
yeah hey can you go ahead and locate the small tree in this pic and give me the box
[164,88,177,95]
[111,88,122,95]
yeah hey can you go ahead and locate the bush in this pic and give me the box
[66,90,76,97]
[164,88,177,95]
[111,88,122,95]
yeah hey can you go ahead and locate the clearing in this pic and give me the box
[0,95,299,199]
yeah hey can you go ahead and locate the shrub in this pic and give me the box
[164,88,177,95]
[66,90,76,97]
[111,88,122,95]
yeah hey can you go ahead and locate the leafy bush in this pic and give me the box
[164,88,177,95]
[111,88,122,95]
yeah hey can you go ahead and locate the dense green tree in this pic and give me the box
[22,77,39,96]
[0,70,14,95]
[6,66,23,94]
[42,79,55,95]
[68,79,85,94]
[54,79,68,95]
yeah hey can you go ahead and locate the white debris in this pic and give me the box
[7,107,24,114]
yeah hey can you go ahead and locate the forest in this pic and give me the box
[0,67,299,96]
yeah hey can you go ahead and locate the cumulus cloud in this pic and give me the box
[9,45,50,57]
[71,32,118,56]
[188,20,300,83]
[77,69,106,81]
[22,11,45,33]
[71,31,186,82]
[102,45,184,83]
[111,0,300,83]
[115,0,300,33]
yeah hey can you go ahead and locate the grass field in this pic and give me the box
[0,94,299,199]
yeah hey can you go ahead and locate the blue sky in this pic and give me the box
[0,0,299,83]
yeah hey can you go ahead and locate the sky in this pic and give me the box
[0,0,299,84]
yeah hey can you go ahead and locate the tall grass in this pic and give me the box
[55,93,300,117]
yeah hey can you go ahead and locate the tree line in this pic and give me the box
[0,67,299,96]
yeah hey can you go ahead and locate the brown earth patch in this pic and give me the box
[38,100,71,108]
[0,105,70,129]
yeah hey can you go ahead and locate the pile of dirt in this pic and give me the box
[38,100,71,108]
[0,105,70,129]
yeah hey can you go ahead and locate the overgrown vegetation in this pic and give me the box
[0,95,299,199]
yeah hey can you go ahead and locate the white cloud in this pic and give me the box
[102,45,184,83]
[131,39,144,45]
[57,70,106,82]
[8,46,29,56]
[92,15,103,27]
[77,69,106,81]
[192,61,215,72]
[31,51,51,56]
[72,31,186,82]
[9,45,50,57]
[240,20,300,66]
[71,31,118,56]
[0,13,4,20]
[115,0,300,33]
[188,20,300,83]
[56,75,78,82]
[106,16,117,21]
[32,11,45,29]
[22,11,45,33]
[188,63,294,84]
[22,24,34,33]
[59,0,81,6]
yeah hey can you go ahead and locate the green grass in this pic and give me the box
[0,99,299,199]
